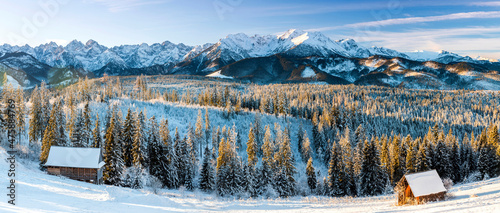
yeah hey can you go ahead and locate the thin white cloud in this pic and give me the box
[309,11,500,31]
[91,0,165,12]
[343,26,500,59]
[471,1,500,6]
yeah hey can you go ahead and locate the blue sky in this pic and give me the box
[1,0,500,59]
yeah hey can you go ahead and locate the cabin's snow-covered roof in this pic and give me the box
[405,170,446,197]
[44,146,104,169]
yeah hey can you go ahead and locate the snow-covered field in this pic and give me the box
[1,147,499,213]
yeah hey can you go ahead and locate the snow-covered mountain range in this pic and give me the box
[0,29,495,73]
[0,39,209,72]
[1,29,499,89]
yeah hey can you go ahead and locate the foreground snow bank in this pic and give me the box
[1,147,499,212]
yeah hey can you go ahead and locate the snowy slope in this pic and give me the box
[1,144,500,212]
[206,70,234,79]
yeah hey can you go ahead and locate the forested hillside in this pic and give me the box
[0,75,499,198]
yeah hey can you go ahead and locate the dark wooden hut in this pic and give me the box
[395,170,447,205]
[44,146,105,184]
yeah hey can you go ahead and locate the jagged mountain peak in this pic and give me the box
[277,29,305,40]
[65,40,85,51]
[45,41,59,47]
[338,38,357,45]
[85,39,99,46]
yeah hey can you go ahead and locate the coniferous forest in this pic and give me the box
[1,75,499,198]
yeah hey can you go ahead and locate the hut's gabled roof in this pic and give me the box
[44,146,105,169]
[404,170,446,197]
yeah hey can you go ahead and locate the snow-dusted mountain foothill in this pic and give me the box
[1,29,500,89]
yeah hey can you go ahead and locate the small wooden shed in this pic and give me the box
[44,146,105,184]
[395,170,447,205]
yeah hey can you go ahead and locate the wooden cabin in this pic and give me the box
[44,146,105,184]
[395,170,447,205]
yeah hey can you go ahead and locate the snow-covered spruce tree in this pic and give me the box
[253,113,263,157]
[216,134,246,196]
[459,133,473,181]
[92,114,102,148]
[477,129,499,179]
[425,140,435,170]
[148,116,165,181]
[175,127,195,190]
[257,159,274,197]
[259,124,276,195]
[339,128,356,196]
[297,123,304,156]
[28,86,42,147]
[328,142,347,197]
[195,109,204,159]
[312,112,320,149]
[306,157,317,194]
[354,125,366,147]
[82,102,92,146]
[262,125,274,168]
[359,139,387,196]
[204,108,211,149]
[273,127,296,197]
[487,125,499,147]
[405,139,418,173]
[212,127,220,157]
[161,119,179,189]
[174,127,186,185]
[233,158,246,196]
[247,126,258,168]
[415,140,429,172]
[321,177,330,196]
[199,146,215,192]
[379,136,390,176]
[122,108,134,167]
[185,127,197,191]
[216,137,230,196]
[487,125,500,176]
[132,111,146,168]
[244,162,258,197]
[138,111,149,166]
[103,108,124,185]
[401,135,412,171]
[70,110,85,147]
[236,128,243,153]
[39,83,51,142]
[66,108,76,145]
[448,134,461,182]
[434,139,452,179]
[389,135,403,185]
[353,126,366,180]
[51,100,66,147]
[301,132,312,163]
[14,88,25,142]
[39,104,58,165]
